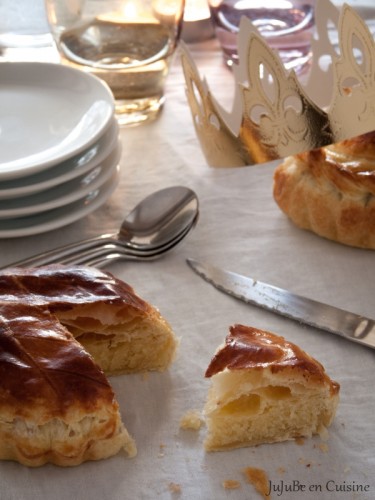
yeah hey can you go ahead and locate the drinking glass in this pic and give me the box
[208,0,315,72]
[0,0,52,59]
[45,0,185,126]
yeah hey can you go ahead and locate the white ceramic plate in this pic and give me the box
[0,62,115,180]
[0,142,121,219]
[0,118,119,200]
[0,168,120,238]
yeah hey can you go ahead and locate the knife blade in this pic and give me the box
[186,258,375,350]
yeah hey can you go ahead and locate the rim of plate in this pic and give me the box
[0,118,119,199]
[0,167,120,238]
[0,142,121,218]
[0,62,115,180]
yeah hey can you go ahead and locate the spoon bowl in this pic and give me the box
[116,185,198,248]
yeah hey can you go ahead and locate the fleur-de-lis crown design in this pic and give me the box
[181,0,375,167]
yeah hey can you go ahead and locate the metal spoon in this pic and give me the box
[58,212,199,268]
[3,186,199,268]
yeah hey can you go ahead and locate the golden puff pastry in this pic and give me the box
[203,325,340,451]
[273,131,375,249]
[0,266,177,467]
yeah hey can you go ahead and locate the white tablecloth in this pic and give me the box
[0,37,374,500]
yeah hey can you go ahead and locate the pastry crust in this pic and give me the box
[0,266,177,375]
[273,131,375,249]
[0,266,177,466]
[204,325,340,451]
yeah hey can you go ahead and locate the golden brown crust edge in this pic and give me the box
[273,135,375,250]
[0,410,136,467]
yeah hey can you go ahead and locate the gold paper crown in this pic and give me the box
[181,0,375,167]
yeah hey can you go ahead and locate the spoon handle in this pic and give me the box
[68,215,199,267]
[1,209,199,270]
[57,243,146,266]
[0,233,117,269]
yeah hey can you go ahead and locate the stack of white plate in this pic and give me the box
[0,62,121,238]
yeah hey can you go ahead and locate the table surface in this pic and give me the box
[0,22,374,500]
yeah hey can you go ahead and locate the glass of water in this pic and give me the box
[45,0,185,126]
[0,0,52,60]
[208,0,315,72]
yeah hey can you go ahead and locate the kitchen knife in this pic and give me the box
[186,258,375,350]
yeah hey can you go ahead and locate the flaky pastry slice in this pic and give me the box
[204,325,340,451]
[0,266,178,466]
[0,266,177,375]
[0,303,136,467]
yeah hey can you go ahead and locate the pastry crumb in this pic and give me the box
[277,467,286,475]
[318,425,329,441]
[168,482,181,494]
[243,467,270,499]
[313,441,329,453]
[222,479,241,490]
[295,437,305,445]
[298,457,317,468]
[318,442,329,453]
[179,409,203,430]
